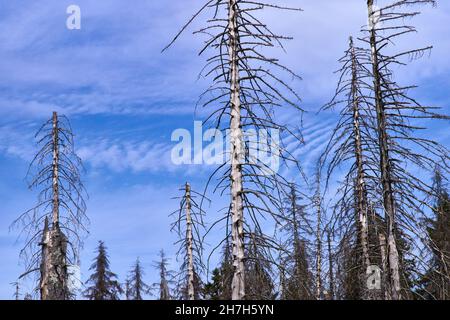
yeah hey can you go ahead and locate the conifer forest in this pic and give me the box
[0,0,449,304]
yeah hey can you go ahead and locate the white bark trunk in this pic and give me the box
[228,0,245,300]
[40,112,68,300]
[367,0,402,300]
[185,183,195,300]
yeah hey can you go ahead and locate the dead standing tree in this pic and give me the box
[153,250,175,300]
[127,258,152,300]
[171,183,207,300]
[313,171,324,300]
[12,112,88,300]
[362,0,449,299]
[279,183,314,300]
[164,0,303,300]
[321,37,381,299]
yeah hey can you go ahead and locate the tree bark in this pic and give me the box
[228,0,245,300]
[367,0,402,300]
[40,217,68,300]
[185,183,195,300]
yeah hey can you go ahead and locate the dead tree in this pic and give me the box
[164,0,303,300]
[321,37,380,299]
[127,258,151,300]
[313,170,324,300]
[171,183,207,300]
[326,227,335,300]
[362,0,449,299]
[12,111,87,300]
[279,183,314,300]
[153,250,175,300]
[245,232,277,300]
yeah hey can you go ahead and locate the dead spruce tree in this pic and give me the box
[279,183,313,300]
[313,170,325,300]
[165,0,303,300]
[153,250,175,300]
[171,183,207,300]
[245,232,277,299]
[321,37,383,299]
[361,0,449,299]
[126,258,151,300]
[12,111,87,300]
[83,241,122,300]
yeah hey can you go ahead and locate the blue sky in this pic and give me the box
[0,0,449,299]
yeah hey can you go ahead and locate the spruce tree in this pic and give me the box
[153,250,175,300]
[83,241,122,300]
[126,258,151,300]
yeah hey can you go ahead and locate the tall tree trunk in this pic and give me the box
[366,0,402,300]
[349,37,371,299]
[52,111,60,227]
[185,183,195,300]
[327,230,335,300]
[315,174,322,300]
[40,112,68,300]
[228,0,245,300]
[40,217,68,300]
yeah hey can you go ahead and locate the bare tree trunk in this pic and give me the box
[378,233,389,299]
[326,229,335,300]
[349,37,371,299]
[367,0,402,300]
[185,183,195,300]
[40,112,68,300]
[228,0,245,301]
[51,112,60,227]
[315,174,322,300]
[40,217,68,300]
